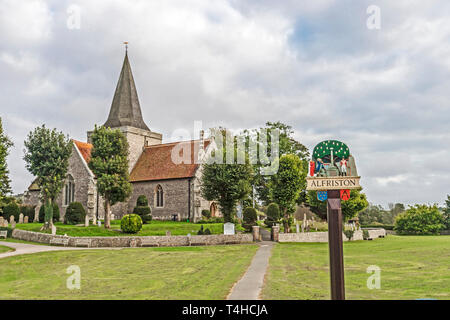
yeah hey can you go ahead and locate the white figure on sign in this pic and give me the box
[340,158,348,176]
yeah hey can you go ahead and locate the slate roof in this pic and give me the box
[130,140,210,182]
[103,52,150,131]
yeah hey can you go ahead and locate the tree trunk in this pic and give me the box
[283,209,290,233]
[104,198,111,229]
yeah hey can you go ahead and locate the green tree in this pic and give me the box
[394,204,445,235]
[269,154,305,233]
[247,121,309,206]
[443,195,450,229]
[88,126,132,229]
[23,125,72,229]
[201,130,253,222]
[307,188,368,222]
[0,118,13,198]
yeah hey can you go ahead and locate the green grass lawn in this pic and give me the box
[15,220,235,237]
[0,244,258,299]
[262,235,450,300]
[0,245,13,254]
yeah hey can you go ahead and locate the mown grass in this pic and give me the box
[0,244,258,299]
[0,245,13,254]
[262,235,450,300]
[15,220,228,237]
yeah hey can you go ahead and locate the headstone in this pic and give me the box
[85,215,90,227]
[24,216,29,224]
[111,214,115,221]
[236,202,243,220]
[165,230,171,236]
[0,217,3,225]
[11,221,16,229]
[19,213,24,224]
[51,224,57,235]
[296,223,300,233]
[10,215,15,224]
[3,220,8,227]
[98,220,101,227]
[224,222,235,235]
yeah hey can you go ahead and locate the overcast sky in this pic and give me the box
[1,0,449,207]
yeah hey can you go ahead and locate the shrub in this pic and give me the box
[204,228,211,235]
[196,217,224,224]
[361,224,394,230]
[133,195,152,224]
[3,202,20,221]
[344,229,355,241]
[64,202,86,225]
[265,203,280,227]
[394,205,445,235]
[201,209,211,219]
[197,225,204,235]
[121,214,143,233]
[242,207,257,232]
[39,203,60,223]
[20,205,36,220]
[362,229,370,240]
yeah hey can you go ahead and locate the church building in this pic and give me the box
[24,51,220,222]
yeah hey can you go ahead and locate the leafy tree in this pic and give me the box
[242,207,258,232]
[88,126,132,229]
[201,130,253,222]
[247,122,309,206]
[394,204,445,235]
[0,117,13,198]
[266,202,280,227]
[269,154,305,233]
[307,188,369,222]
[443,195,450,229]
[64,202,86,225]
[23,125,72,229]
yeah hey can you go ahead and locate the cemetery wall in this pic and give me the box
[278,229,386,243]
[11,229,253,247]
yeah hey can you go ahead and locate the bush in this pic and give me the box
[195,217,224,224]
[121,214,143,233]
[197,225,204,235]
[132,195,152,224]
[394,205,445,235]
[344,229,355,241]
[64,202,86,225]
[20,205,36,220]
[265,203,280,227]
[2,202,20,221]
[362,229,370,240]
[201,209,211,219]
[39,203,60,223]
[204,228,211,235]
[242,207,257,232]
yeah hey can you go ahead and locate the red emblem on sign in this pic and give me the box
[309,161,315,177]
[340,189,350,201]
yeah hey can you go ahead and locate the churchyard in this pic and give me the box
[1,235,449,299]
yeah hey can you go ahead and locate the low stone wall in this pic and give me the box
[11,229,253,248]
[278,229,386,243]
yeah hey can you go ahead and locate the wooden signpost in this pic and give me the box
[306,140,361,300]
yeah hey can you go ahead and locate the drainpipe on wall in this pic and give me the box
[188,178,191,222]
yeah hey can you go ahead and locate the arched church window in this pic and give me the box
[64,175,75,206]
[156,185,164,208]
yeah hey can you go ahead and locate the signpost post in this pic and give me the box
[306,140,361,300]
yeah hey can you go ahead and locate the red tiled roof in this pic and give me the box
[73,140,92,163]
[130,140,210,182]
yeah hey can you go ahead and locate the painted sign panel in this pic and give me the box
[306,176,361,191]
[317,191,328,201]
[340,189,351,201]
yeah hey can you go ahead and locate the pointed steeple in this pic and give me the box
[104,51,150,131]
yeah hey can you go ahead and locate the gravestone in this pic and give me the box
[236,203,243,220]
[0,217,3,226]
[19,213,24,224]
[111,214,115,221]
[51,224,57,236]
[224,222,235,235]
[2,220,7,227]
[85,215,90,227]
[97,220,101,227]
[10,216,14,224]
[24,216,29,224]
[11,221,16,229]
[165,230,171,236]
[296,223,300,233]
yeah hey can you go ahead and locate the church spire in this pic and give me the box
[103,47,150,131]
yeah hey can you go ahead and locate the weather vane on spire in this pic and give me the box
[124,41,129,52]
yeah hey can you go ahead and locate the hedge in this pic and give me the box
[64,202,86,225]
[39,203,60,223]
